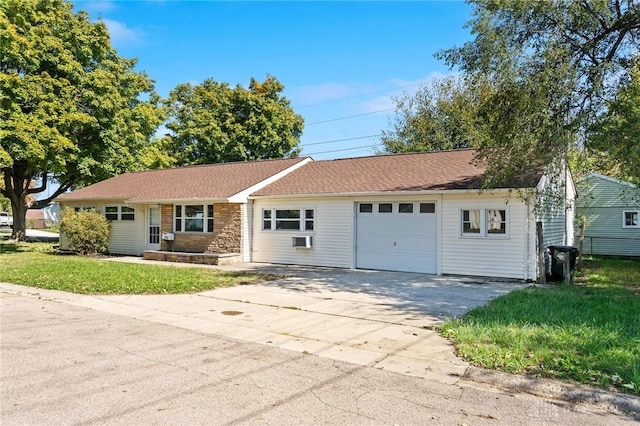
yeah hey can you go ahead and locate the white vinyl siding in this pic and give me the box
[108,210,144,255]
[252,198,353,268]
[576,174,640,257]
[539,203,567,248]
[241,203,252,262]
[536,167,575,248]
[59,201,144,255]
[253,193,541,280]
[441,194,534,280]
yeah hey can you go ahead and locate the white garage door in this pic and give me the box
[356,201,437,274]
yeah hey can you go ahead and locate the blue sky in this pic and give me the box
[77,0,473,160]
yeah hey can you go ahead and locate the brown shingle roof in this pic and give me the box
[58,157,309,202]
[252,149,542,196]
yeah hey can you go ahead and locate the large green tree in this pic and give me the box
[0,0,164,240]
[431,0,640,185]
[588,59,640,184]
[165,75,304,165]
[379,75,493,154]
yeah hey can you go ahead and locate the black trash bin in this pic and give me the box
[548,245,579,282]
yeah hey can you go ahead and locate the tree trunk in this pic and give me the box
[10,200,27,241]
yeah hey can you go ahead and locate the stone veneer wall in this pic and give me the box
[207,203,241,253]
[159,203,241,253]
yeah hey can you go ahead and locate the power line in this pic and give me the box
[293,82,420,109]
[302,134,381,147]
[303,143,382,156]
[306,108,395,126]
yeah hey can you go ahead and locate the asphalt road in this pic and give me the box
[1,292,636,425]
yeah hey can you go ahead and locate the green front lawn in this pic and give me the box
[441,257,640,395]
[0,241,275,294]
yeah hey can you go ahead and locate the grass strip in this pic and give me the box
[0,241,274,294]
[441,257,640,395]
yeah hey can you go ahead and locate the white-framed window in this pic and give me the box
[263,208,315,231]
[461,208,508,237]
[73,206,96,213]
[398,203,414,213]
[174,204,214,233]
[103,206,135,221]
[623,210,639,228]
[358,202,436,214]
[486,209,507,234]
[419,203,436,213]
[462,209,481,234]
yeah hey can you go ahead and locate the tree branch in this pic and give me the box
[32,182,73,209]
[605,28,631,63]
[26,172,48,195]
[580,0,610,31]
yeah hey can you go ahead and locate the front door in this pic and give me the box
[147,206,161,250]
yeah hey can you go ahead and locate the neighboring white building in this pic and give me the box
[57,149,576,280]
[575,173,640,257]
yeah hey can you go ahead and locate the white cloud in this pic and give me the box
[102,19,143,46]
[355,72,462,113]
[389,71,452,88]
[290,71,462,116]
[288,82,376,107]
[359,95,396,113]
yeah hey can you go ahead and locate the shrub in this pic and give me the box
[59,208,110,254]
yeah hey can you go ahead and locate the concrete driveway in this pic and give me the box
[0,263,527,384]
[212,265,527,325]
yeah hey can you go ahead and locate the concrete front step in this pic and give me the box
[142,250,241,265]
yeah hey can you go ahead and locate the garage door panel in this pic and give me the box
[356,202,437,274]
[395,236,434,252]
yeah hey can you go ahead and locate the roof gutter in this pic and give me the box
[128,197,230,204]
[248,187,528,200]
[56,196,127,203]
[58,197,230,204]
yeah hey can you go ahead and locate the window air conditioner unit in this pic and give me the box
[292,235,312,249]
[161,232,175,241]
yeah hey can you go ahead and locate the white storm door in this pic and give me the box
[147,206,161,250]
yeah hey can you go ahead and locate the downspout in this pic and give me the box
[564,163,569,245]
[437,193,443,275]
[525,195,531,281]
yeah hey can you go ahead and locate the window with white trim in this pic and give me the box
[263,208,314,231]
[461,208,507,237]
[462,209,481,234]
[486,209,506,234]
[174,204,214,233]
[398,203,414,213]
[623,210,639,228]
[359,203,373,213]
[378,203,392,213]
[104,206,135,221]
[74,206,96,213]
[420,203,436,213]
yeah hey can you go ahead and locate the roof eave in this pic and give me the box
[249,187,529,200]
[59,197,231,204]
[57,196,128,203]
[127,197,231,204]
